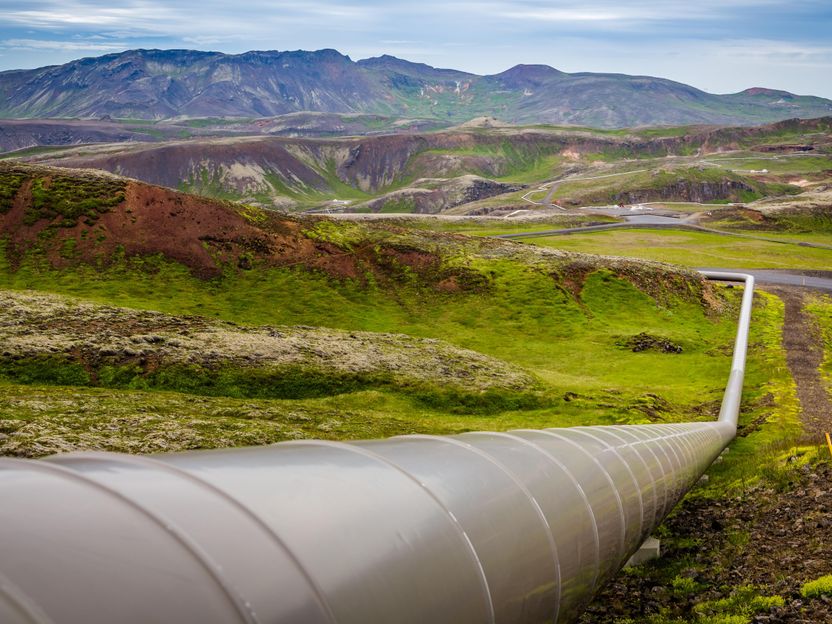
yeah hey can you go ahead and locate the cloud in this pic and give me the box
[182,35,242,46]
[0,2,179,29]
[711,39,832,66]
[0,38,127,52]
[0,0,829,98]
[0,1,375,36]
[497,8,624,22]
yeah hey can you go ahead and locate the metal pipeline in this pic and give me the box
[0,273,754,624]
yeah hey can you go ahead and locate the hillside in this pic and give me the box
[18,117,831,213]
[1,160,783,458]
[2,158,824,623]
[0,114,453,155]
[1,49,831,128]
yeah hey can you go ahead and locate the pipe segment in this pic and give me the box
[0,273,754,623]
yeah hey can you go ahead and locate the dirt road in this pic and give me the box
[769,286,832,438]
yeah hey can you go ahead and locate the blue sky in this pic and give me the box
[1,0,831,97]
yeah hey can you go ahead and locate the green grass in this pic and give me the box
[0,163,126,225]
[697,291,803,495]
[527,229,832,269]
[769,211,832,235]
[801,574,832,599]
[806,294,832,398]
[27,174,126,227]
[693,585,785,623]
[409,142,567,185]
[0,236,754,429]
[551,166,783,206]
[703,155,832,175]
[0,380,657,458]
[0,168,28,213]
[367,215,620,237]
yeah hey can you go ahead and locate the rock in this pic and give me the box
[617,332,683,354]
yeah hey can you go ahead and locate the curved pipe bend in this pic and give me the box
[698,271,755,428]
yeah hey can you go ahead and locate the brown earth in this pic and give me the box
[2,163,724,310]
[14,118,832,209]
[584,284,832,623]
[0,163,438,281]
[770,286,832,439]
[582,459,832,623]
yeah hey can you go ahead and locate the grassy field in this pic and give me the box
[807,294,832,397]
[352,215,620,236]
[731,231,832,246]
[703,154,832,175]
[0,158,813,497]
[0,228,793,460]
[526,229,832,269]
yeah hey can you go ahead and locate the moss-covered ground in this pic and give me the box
[0,226,792,460]
[806,294,832,399]
[528,229,832,269]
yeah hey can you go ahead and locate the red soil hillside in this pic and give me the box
[0,162,471,284]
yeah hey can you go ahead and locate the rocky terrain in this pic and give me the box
[2,49,831,127]
[583,454,832,623]
[0,114,452,154]
[0,289,534,399]
[353,175,523,214]
[0,161,718,293]
[12,117,830,212]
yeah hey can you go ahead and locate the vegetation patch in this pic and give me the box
[23,168,126,227]
[801,574,832,599]
[806,294,832,417]
[0,289,541,410]
[529,228,832,270]
[616,332,684,354]
[0,230,756,457]
[0,167,28,213]
[582,451,832,623]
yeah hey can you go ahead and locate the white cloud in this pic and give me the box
[0,3,179,29]
[707,39,832,68]
[498,8,624,22]
[182,35,242,46]
[1,38,127,51]
[0,0,829,98]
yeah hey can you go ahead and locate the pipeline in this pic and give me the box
[0,272,754,624]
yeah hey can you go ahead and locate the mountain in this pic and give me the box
[1,49,831,128]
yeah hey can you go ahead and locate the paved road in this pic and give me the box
[698,268,832,292]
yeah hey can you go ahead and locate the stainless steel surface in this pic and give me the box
[0,273,754,623]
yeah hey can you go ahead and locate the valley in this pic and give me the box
[1,161,763,452]
[2,112,831,621]
[11,116,832,217]
[0,0,830,611]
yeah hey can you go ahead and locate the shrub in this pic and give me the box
[801,574,832,599]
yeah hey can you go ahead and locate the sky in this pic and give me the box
[1,0,831,98]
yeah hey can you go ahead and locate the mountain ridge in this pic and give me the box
[1,48,831,128]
